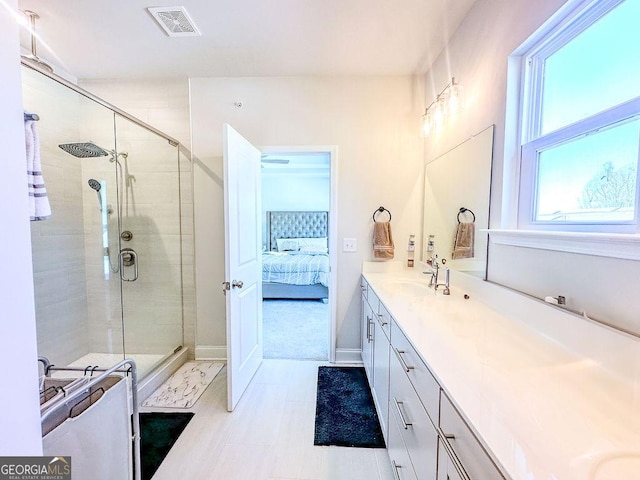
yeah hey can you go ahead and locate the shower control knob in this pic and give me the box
[232,280,244,289]
[121,230,133,241]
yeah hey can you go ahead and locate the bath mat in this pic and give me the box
[314,366,385,448]
[140,411,194,480]
[142,361,223,408]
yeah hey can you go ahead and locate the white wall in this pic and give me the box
[423,0,640,336]
[0,1,43,455]
[190,76,424,359]
[262,172,330,214]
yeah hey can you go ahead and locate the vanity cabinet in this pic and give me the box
[388,406,419,480]
[389,319,438,479]
[439,394,505,480]
[372,315,390,438]
[360,276,390,440]
[361,274,509,480]
[389,340,438,479]
[361,277,374,384]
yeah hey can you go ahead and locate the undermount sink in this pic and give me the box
[592,454,640,479]
[380,279,430,297]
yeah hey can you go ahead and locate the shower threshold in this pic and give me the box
[52,352,168,380]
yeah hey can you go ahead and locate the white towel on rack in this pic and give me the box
[25,119,52,221]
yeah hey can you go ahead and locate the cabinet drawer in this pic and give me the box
[376,303,392,342]
[367,285,380,313]
[360,276,368,300]
[440,394,505,480]
[437,439,464,480]
[389,350,438,480]
[388,408,419,480]
[390,319,440,424]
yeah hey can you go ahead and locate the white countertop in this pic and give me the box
[362,264,640,480]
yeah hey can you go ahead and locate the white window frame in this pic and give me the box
[516,0,640,234]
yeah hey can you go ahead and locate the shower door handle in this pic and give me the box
[120,248,138,282]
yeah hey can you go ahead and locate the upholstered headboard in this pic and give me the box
[266,211,328,251]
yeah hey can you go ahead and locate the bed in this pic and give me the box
[262,211,329,300]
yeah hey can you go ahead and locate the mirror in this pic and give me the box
[422,125,494,278]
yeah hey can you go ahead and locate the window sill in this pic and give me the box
[485,229,640,261]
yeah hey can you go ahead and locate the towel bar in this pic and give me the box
[457,207,475,223]
[373,206,392,222]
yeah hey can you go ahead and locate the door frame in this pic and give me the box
[259,145,338,363]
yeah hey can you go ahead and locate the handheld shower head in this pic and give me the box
[88,178,101,192]
[88,178,102,209]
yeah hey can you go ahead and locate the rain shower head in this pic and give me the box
[59,142,109,158]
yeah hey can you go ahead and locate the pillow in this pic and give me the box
[275,238,299,252]
[299,245,328,254]
[296,237,328,249]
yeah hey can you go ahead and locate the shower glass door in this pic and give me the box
[24,64,184,380]
[113,115,184,375]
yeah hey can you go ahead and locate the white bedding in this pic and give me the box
[262,252,329,287]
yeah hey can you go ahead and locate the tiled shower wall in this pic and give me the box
[80,78,195,356]
[25,70,194,365]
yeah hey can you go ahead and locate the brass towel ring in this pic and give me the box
[457,207,475,224]
[373,206,392,222]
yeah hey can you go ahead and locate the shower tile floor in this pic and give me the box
[148,359,394,480]
[51,352,166,379]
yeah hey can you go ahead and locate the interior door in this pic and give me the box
[223,123,263,412]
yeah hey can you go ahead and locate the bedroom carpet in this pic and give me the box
[314,366,385,448]
[263,299,329,360]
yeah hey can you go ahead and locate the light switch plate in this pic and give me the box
[343,238,357,252]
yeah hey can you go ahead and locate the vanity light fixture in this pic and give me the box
[422,77,463,137]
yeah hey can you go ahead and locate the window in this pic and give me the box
[518,0,640,232]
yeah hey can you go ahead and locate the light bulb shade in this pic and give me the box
[448,83,464,115]
[422,111,432,136]
[433,98,445,127]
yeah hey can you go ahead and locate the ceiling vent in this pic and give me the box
[147,6,201,37]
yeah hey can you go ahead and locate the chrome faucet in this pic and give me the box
[436,267,451,295]
[424,254,450,295]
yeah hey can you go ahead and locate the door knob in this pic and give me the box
[232,280,244,289]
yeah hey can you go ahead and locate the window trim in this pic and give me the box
[487,229,640,261]
[515,0,640,233]
[518,98,640,232]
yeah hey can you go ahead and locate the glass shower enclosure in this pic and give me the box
[23,64,184,379]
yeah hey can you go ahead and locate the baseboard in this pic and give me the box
[334,348,364,365]
[195,345,227,361]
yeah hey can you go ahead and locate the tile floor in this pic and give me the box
[144,359,394,480]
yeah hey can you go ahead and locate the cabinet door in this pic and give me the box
[361,293,374,384]
[440,395,505,479]
[389,347,438,480]
[388,409,419,480]
[372,319,390,441]
[437,440,464,480]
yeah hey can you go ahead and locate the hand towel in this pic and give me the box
[373,221,394,259]
[452,222,474,259]
[25,119,51,221]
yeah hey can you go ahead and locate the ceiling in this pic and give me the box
[16,0,477,79]
[261,152,330,176]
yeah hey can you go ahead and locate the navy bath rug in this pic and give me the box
[314,366,385,448]
[139,411,194,480]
